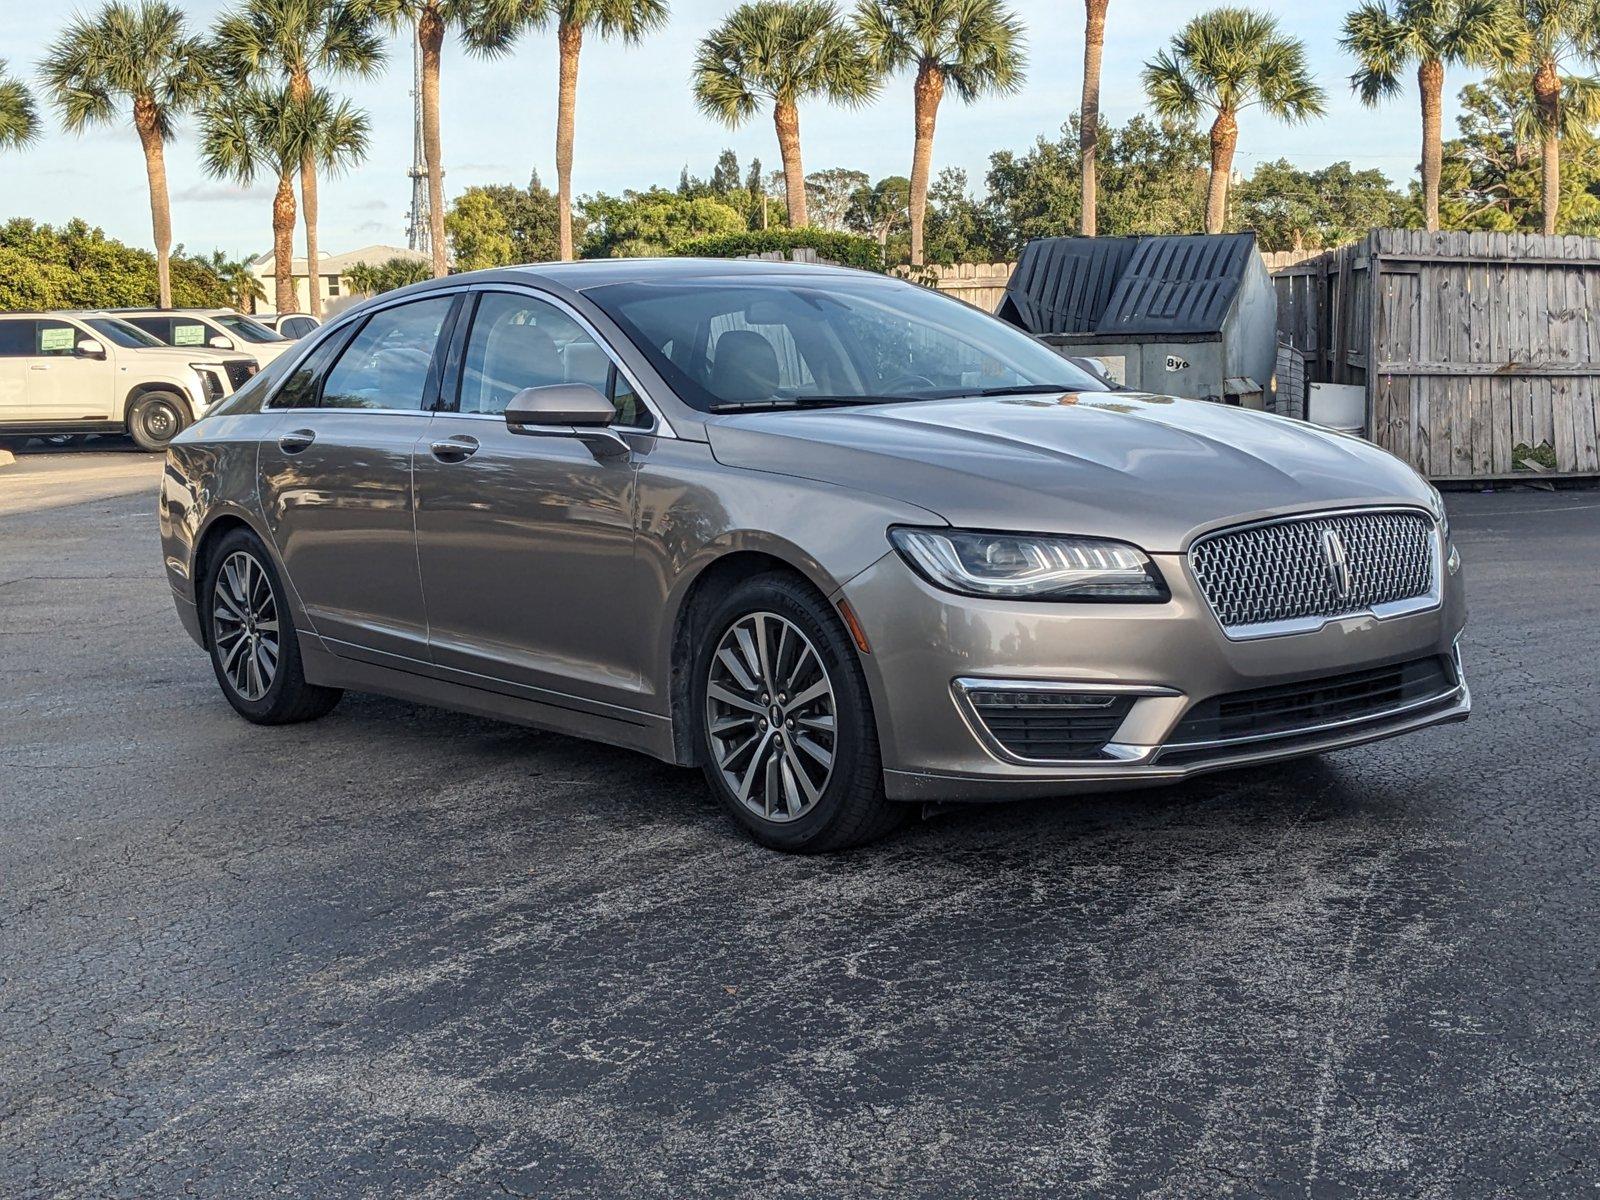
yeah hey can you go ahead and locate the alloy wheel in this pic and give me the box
[705,611,838,823]
[212,550,279,702]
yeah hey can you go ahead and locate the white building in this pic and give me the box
[249,244,431,316]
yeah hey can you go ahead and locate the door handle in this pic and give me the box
[29,365,48,371]
[278,428,316,454]
[430,435,479,463]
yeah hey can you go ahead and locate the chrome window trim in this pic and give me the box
[427,282,676,439]
[1187,504,1444,642]
[951,677,1179,767]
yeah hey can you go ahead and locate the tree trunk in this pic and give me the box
[556,21,582,262]
[292,68,319,317]
[1205,108,1237,235]
[908,61,943,266]
[1080,0,1108,236]
[133,97,173,309]
[1418,58,1444,233]
[1534,59,1561,236]
[420,7,448,277]
[272,171,297,315]
[773,96,807,227]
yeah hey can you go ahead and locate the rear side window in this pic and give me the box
[126,316,173,343]
[319,298,453,411]
[0,320,34,357]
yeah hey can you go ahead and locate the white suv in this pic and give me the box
[117,308,294,368]
[0,312,256,451]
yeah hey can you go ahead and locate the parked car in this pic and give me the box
[255,312,322,340]
[1,312,254,451]
[114,307,294,367]
[158,260,1469,851]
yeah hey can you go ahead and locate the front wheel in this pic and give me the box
[694,573,906,852]
[202,528,342,725]
[127,391,189,452]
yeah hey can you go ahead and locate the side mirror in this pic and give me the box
[209,335,235,350]
[75,338,106,360]
[504,383,629,459]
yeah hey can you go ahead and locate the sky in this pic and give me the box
[2,0,1497,261]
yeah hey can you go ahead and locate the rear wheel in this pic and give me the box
[694,573,906,852]
[202,527,342,725]
[128,391,188,452]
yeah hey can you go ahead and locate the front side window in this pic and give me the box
[35,320,84,357]
[587,276,1105,412]
[84,318,165,349]
[319,298,453,411]
[457,291,647,427]
[170,319,213,347]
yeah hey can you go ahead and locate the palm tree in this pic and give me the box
[200,84,368,312]
[694,0,878,228]
[1512,0,1600,235]
[354,0,521,276]
[1080,0,1109,235]
[0,61,40,152]
[1342,1,1523,232]
[512,0,668,260]
[1143,7,1326,234]
[195,248,270,311]
[40,1,213,308]
[217,0,386,317]
[856,0,1024,265]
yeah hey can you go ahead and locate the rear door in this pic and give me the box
[0,318,32,417]
[28,319,115,419]
[257,294,459,665]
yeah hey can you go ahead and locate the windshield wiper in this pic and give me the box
[970,384,1087,397]
[708,396,896,412]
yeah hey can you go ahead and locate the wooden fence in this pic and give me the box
[1273,228,1600,480]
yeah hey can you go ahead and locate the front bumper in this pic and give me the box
[839,549,1469,803]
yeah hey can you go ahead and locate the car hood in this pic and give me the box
[704,391,1433,552]
[127,346,235,366]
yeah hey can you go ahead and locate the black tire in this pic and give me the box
[201,527,343,725]
[692,572,907,852]
[127,391,189,452]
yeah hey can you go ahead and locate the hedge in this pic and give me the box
[674,228,885,272]
[0,218,231,311]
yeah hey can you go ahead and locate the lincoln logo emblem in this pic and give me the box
[1321,528,1352,600]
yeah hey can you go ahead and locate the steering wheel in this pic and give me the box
[880,372,938,395]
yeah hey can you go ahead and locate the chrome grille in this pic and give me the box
[1190,509,1437,636]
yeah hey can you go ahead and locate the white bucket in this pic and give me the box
[1309,383,1366,436]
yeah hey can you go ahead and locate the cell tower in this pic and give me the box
[405,31,432,255]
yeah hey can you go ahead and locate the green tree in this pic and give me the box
[1510,0,1600,234]
[354,0,523,276]
[846,173,910,250]
[806,166,870,229]
[579,188,747,256]
[1079,0,1110,234]
[446,176,563,266]
[982,113,1208,250]
[1341,0,1523,232]
[711,147,743,194]
[1143,6,1326,234]
[694,0,879,227]
[40,1,213,308]
[856,0,1025,264]
[1232,158,1407,249]
[200,83,367,312]
[0,60,40,152]
[345,255,432,294]
[216,0,386,317]
[0,218,231,309]
[922,166,1003,262]
[191,247,270,311]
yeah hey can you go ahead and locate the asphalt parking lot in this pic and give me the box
[2,443,1597,1199]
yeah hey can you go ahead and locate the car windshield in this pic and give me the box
[584,275,1106,412]
[84,317,165,349]
[213,313,287,343]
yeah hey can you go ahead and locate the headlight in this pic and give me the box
[889,527,1167,600]
[1425,482,1450,542]
[190,364,224,406]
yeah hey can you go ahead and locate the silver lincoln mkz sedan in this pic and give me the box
[159,259,1469,851]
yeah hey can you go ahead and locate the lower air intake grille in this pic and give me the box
[964,688,1136,761]
[1168,656,1455,748]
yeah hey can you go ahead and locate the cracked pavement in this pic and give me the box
[2,445,1597,1198]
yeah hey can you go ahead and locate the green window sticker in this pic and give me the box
[174,323,206,346]
[38,326,76,353]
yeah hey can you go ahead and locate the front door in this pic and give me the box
[413,288,648,707]
[257,294,458,665]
